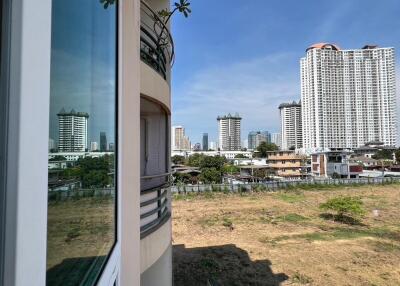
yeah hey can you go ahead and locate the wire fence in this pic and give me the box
[171,177,400,193]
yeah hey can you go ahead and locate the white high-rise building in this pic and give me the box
[217,113,242,151]
[90,141,98,151]
[279,101,302,150]
[171,126,190,151]
[271,132,282,148]
[301,43,397,149]
[57,109,89,152]
[209,141,217,150]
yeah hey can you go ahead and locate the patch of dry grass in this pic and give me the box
[173,184,400,286]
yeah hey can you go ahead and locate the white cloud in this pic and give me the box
[172,52,300,143]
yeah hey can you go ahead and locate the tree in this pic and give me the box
[222,164,240,175]
[199,168,222,184]
[319,196,365,222]
[256,142,279,158]
[372,149,393,160]
[234,154,248,159]
[171,155,185,165]
[187,153,204,167]
[174,172,192,184]
[49,155,67,162]
[395,148,400,164]
[199,156,226,170]
[289,145,296,151]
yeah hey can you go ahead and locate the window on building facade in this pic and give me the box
[46,1,117,285]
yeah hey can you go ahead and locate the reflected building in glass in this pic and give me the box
[57,109,89,152]
[2,0,174,285]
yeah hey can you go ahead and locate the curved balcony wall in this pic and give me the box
[140,97,171,274]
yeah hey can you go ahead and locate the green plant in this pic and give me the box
[156,0,191,48]
[291,271,313,284]
[100,0,116,9]
[319,196,365,222]
[222,217,233,228]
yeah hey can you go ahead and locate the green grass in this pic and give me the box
[274,191,305,203]
[276,213,309,223]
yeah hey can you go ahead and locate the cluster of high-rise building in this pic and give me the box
[173,44,397,154]
[280,43,397,151]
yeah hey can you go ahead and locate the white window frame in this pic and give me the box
[3,0,142,285]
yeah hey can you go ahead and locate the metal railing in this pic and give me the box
[140,173,171,238]
[140,0,175,80]
[171,177,400,193]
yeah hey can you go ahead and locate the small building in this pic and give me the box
[267,151,307,179]
[311,151,363,178]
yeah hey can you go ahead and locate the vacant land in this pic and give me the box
[172,184,400,286]
[47,196,115,285]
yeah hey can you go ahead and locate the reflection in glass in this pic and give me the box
[46,1,117,285]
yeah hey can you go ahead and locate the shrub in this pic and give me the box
[319,196,365,222]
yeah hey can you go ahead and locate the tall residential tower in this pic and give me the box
[57,109,89,152]
[217,113,242,151]
[301,43,397,149]
[279,101,302,150]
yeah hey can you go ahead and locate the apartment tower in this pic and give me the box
[217,113,242,151]
[279,101,302,150]
[172,126,191,150]
[301,43,397,149]
[57,109,89,152]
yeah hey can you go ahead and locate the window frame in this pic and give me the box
[0,0,11,283]
[46,1,120,284]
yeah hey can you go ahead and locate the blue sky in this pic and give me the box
[50,1,116,145]
[171,0,400,145]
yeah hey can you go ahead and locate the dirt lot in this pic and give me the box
[172,184,400,286]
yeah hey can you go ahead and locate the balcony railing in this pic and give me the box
[140,173,171,239]
[140,0,175,80]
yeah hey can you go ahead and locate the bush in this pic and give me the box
[319,196,365,222]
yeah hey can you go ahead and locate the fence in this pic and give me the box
[171,177,400,193]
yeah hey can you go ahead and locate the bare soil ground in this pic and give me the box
[172,184,400,286]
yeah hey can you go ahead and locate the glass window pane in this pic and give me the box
[46,1,117,285]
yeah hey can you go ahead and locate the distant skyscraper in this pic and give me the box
[218,113,241,151]
[279,101,302,150]
[100,132,107,152]
[248,131,257,150]
[202,133,208,151]
[90,141,98,151]
[301,43,397,148]
[193,143,201,151]
[57,108,89,152]
[172,126,191,150]
[248,131,270,150]
[242,139,248,149]
[49,138,55,152]
[271,132,282,148]
[109,143,115,152]
[209,141,217,150]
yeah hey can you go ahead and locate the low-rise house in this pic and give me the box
[267,151,307,179]
[311,151,363,178]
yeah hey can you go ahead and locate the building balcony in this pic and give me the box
[140,0,174,81]
[140,174,171,239]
